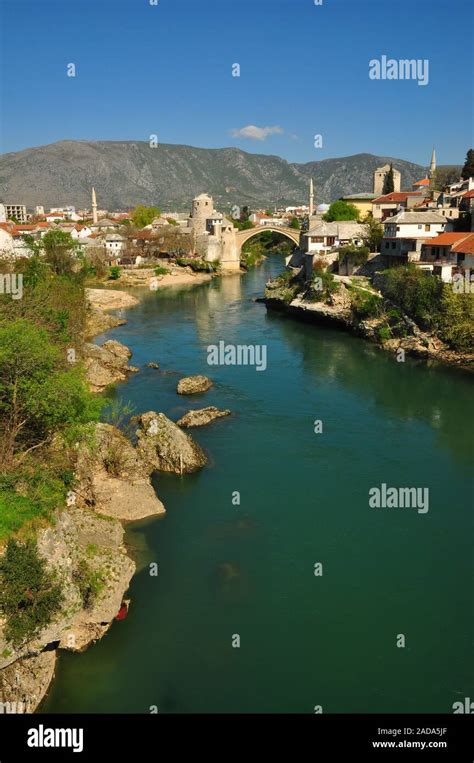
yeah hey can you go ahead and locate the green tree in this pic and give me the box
[431,167,460,191]
[0,538,63,646]
[131,206,160,228]
[382,164,395,194]
[461,149,474,180]
[362,216,384,251]
[289,217,300,229]
[0,320,101,467]
[24,230,79,275]
[323,200,359,222]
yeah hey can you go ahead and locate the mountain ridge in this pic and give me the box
[0,140,433,210]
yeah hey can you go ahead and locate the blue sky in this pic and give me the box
[0,0,472,165]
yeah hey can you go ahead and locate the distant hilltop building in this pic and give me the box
[373,164,401,195]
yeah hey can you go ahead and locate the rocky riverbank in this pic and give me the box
[263,275,474,372]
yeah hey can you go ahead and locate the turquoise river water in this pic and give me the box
[42,255,473,714]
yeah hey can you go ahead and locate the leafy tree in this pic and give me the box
[232,219,254,231]
[131,206,160,228]
[0,320,101,467]
[289,217,300,229]
[382,164,395,194]
[362,216,384,251]
[431,167,460,191]
[0,538,63,646]
[323,200,359,222]
[24,230,79,275]
[461,149,474,180]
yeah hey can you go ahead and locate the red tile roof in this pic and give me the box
[452,233,474,255]
[373,192,422,204]
[461,190,474,198]
[423,232,472,246]
[414,178,430,186]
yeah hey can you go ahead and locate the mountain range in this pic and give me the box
[0,140,434,211]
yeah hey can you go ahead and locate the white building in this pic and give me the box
[104,232,126,255]
[382,211,447,262]
[304,220,366,253]
[5,204,28,223]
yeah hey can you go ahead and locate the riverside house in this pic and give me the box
[381,211,447,264]
[419,232,474,282]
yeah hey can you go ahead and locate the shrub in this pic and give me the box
[308,270,339,302]
[0,539,63,646]
[382,265,443,326]
[154,266,170,276]
[339,245,370,267]
[73,559,105,610]
[350,290,382,319]
[377,325,392,343]
[108,266,122,280]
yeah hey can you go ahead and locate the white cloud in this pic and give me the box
[230,125,284,141]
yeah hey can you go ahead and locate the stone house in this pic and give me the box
[381,211,446,263]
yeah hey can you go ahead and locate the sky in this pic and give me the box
[0,0,472,166]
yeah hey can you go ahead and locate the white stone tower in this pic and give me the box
[191,193,213,236]
[92,187,98,224]
[309,178,314,216]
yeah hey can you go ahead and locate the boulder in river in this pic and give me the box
[135,411,207,474]
[176,375,213,395]
[177,406,231,428]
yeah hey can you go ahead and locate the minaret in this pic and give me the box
[429,148,436,180]
[92,187,98,224]
[309,178,314,216]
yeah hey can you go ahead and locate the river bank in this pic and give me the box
[263,273,474,373]
[39,254,473,714]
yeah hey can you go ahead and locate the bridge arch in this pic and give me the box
[235,225,301,253]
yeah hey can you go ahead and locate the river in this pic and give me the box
[42,255,473,714]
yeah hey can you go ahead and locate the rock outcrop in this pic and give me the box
[84,339,139,392]
[135,412,207,473]
[177,407,231,428]
[0,420,166,712]
[77,423,166,521]
[85,288,139,339]
[176,375,213,395]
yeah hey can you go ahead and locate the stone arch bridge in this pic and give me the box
[235,225,301,253]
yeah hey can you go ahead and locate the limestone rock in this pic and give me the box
[77,423,166,520]
[0,650,56,714]
[146,361,160,369]
[92,475,165,521]
[135,411,207,473]
[177,375,213,395]
[177,406,231,428]
[84,340,138,392]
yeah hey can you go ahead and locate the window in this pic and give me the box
[385,242,389,249]
[391,242,396,249]
[418,224,422,229]
[396,226,400,231]
[425,224,430,231]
